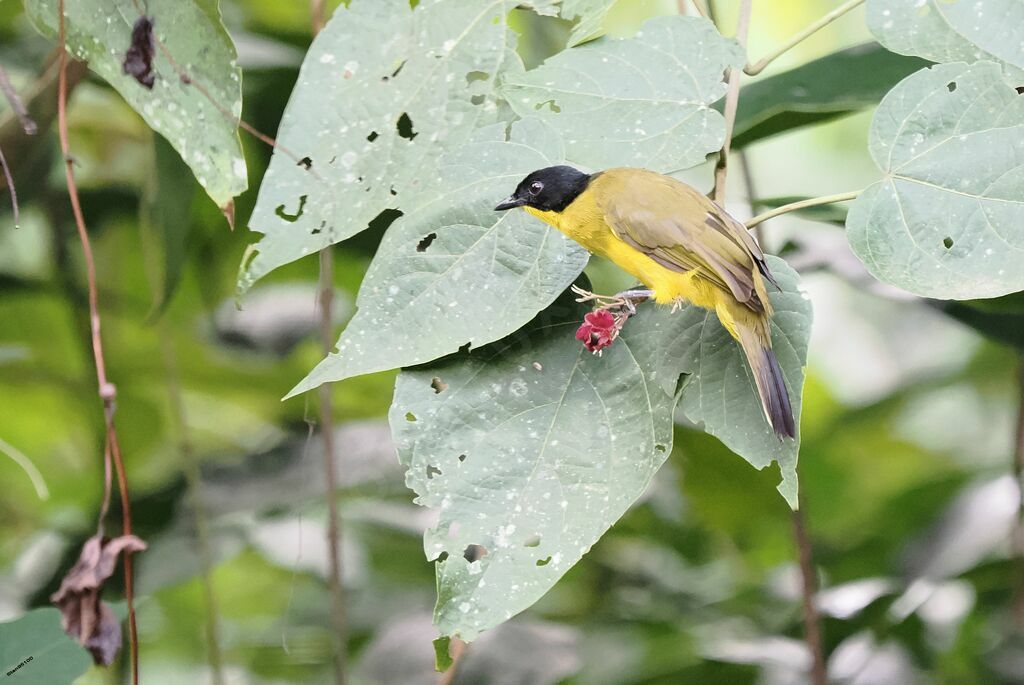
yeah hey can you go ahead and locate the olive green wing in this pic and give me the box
[598,170,775,311]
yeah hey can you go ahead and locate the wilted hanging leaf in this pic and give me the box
[846,61,1024,299]
[25,0,247,208]
[500,16,744,173]
[122,16,156,89]
[51,535,147,665]
[240,0,525,294]
[287,118,587,396]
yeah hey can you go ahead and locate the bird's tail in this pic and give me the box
[735,319,796,440]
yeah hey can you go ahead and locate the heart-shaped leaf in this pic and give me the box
[847,61,1024,299]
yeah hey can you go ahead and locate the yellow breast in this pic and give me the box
[523,199,719,310]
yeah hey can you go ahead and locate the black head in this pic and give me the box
[495,165,592,213]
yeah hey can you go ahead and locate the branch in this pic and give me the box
[0,436,50,500]
[744,0,865,75]
[712,0,752,202]
[0,143,18,228]
[792,508,828,685]
[1012,358,1024,631]
[438,639,468,685]
[56,4,140,682]
[310,4,347,684]
[676,0,709,20]
[0,65,38,135]
[744,190,861,229]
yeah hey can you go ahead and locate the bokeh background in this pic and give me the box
[2,1,1023,683]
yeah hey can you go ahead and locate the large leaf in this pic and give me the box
[649,256,810,507]
[846,61,1024,299]
[0,608,92,683]
[389,287,679,642]
[286,118,588,396]
[239,0,523,293]
[389,257,810,640]
[731,43,930,149]
[866,0,1024,75]
[25,0,246,208]
[500,15,744,173]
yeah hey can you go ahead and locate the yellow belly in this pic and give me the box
[524,204,720,310]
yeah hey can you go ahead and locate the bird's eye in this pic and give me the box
[529,181,544,195]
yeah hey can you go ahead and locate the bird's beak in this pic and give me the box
[494,196,526,211]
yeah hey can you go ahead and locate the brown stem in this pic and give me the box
[712,0,752,203]
[311,6,345,683]
[0,142,18,227]
[1012,358,1024,631]
[438,639,468,685]
[792,508,828,685]
[318,248,348,685]
[57,5,140,682]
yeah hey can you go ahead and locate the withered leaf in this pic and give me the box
[51,534,147,665]
[122,16,156,90]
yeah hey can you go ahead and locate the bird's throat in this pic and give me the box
[523,205,562,230]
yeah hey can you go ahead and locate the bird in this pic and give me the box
[495,165,795,439]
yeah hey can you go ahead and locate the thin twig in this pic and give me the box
[745,0,866,75]
[676,0,709,19]
[0,436,50,500]
[736,152,763,245]
[0,143,19,228]
[712,0,752,203]
[438,639,468,685]
[1012,358,1024,631]
[56,4,140,682]
[745,190,861,230]
[311,5,346,683]
[0,66,38,135]
[162,327,226,684]
[792,508,828,685]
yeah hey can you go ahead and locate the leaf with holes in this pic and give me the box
[239,0,525,293]
[867,0,1024,76]
[846,61,1024,299]
[389,288,678,642]
[25,0,246,208]
[389,257,810,641]
[1,608,93,684]
[286,118,588,396]
[499,15,744,173]
[637,256,811,508]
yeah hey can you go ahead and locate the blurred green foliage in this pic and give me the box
[2,1,1024,684]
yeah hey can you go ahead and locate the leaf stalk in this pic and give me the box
[745,190,862,229]
[744,0,866,76]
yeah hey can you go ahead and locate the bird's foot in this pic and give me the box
[571,286,654,317]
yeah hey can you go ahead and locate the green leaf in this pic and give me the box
[285,118,588,397]
[25,0,246,208]
[239,0,523,293]
[144,134,197,318]
[731,43,931,149]
[846,61,1024,299]
[638,256,810,507]
[936,300,1024,350]
[0,608,93,683]
[389,287,679,641]
[389,257,809,640]
[500,15,744,173]
[866,0,1024,75]
[433,636,454,672]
